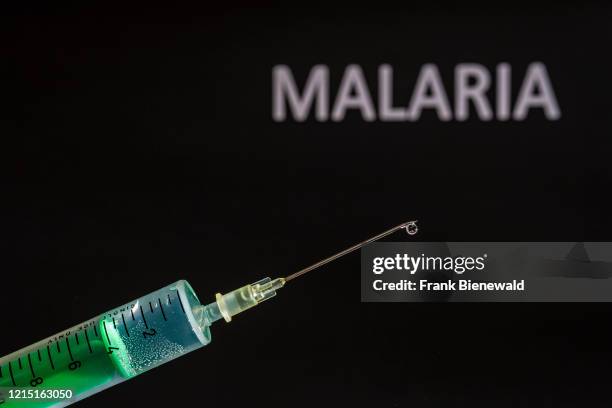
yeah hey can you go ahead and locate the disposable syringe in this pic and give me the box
[0,221,414,407]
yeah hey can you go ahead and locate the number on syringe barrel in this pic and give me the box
[30,376,44,387]
[142,328,157,338]
[68,361,81,371]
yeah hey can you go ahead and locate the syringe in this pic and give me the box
[0,221,414,407]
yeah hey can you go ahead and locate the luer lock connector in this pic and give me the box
[215,277,286,322]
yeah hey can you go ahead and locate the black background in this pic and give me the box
[4,3,612,407]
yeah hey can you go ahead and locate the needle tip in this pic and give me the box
[402,220,418,235]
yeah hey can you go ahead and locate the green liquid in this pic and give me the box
[0,281,209,408]
[0,337,122,408]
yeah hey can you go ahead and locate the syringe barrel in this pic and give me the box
[0,280,210,408]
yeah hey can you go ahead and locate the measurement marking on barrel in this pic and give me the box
[75,332,80,345]
[85,329,93,353]
[141,306,149,329]
[0,365,3,378]
[17,358,22,370]
[46,346,55,370]
[93,325,99,337]
[131,308,136,321]
[112,317,117,329]
[167,294,172,304]
[149,301,154,313]
[37,349,42,361]
[121,313,130,337]
[27,353,36,378]
[8,362,15,386]
[66,338,74,361]
[56,342,61,353]
[102,321,112,345]
[177,292,186,313]
[159,298,167,321]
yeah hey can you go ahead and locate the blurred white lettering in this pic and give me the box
[272,63,561,122]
